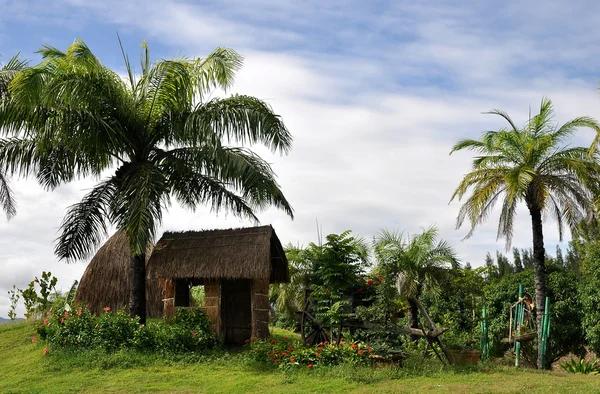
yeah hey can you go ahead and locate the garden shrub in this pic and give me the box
[36,306,216,354]
[245,337,372,369]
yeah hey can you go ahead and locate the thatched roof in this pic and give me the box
[74,232,162,317]
[148,225,289,283]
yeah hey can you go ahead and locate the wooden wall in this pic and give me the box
[251,278,270,339]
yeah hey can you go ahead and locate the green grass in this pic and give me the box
[1,322,599,393]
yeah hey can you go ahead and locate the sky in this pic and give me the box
[1,0,600,318]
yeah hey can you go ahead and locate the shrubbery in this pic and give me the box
[36,306,216,354]
[245,337,372,369]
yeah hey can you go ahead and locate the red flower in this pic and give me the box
[290,357,295,362]
[282,352,287,356]
[377,275,383,281]
[64,311,69,318]
[245,339,250,343]
[43,319,49,326]
[103,306,111,312]
[191,331,197,337]
[274,359,279,363]
[324,341,329,345]
[42,347,48,355]
[350,343,357,349]
[95,324,99,329]
[317,347,322,351]
[316,353,321,358]
[77,309,83,316]
[32,336,37,343]
[367,347,372,351]
[270,339,277,344]
[48,308,53,313]
[283,336,288,341]
[60,318,64,324]
[367,279,374,286]
[357,287,363,293]
[289,345,294,350]
[358,349,364,355]
[308,363,313,368]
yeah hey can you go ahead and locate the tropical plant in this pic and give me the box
[0,39,293,323]
[450,97,600,368]
[560,357,600,374]
[0,53,28,219]
[374,226,458,341]
[270,243,312,329]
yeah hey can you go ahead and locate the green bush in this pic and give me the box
[245,337,372,369]
[36,306,216,354]
[560,357,600,374]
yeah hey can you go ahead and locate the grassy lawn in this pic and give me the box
[1,322,598,393]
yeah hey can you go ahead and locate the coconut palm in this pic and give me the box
[0,53,29,219]
[450,97,600,369]
[374,226,458,341]
[0,39,293,324]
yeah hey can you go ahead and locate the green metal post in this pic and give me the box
[540,297,550,368]
[515,284,523,367]
[481,306,489,361]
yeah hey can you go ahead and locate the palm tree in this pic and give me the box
[450,97,600,369]
[0,39,293,324]
[374,226,458,341]
[0,53,29,219]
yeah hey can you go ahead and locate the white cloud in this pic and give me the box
[2,0,600,317]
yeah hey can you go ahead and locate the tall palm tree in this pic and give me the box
[0,39,293,324]
[0,53,29,219]
[374,226,458,341]
[450,97,600,369]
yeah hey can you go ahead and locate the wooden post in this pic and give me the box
[251,279,270,339]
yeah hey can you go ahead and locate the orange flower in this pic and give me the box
[42,347,48,355]
[308,363,313,368]
[290,357,295,362]
[350,343,357,349]
[358,349,364,355]
[317,347,322,351]
[316,353,321,358]
[367,347,372,351]
[77,309,83,316]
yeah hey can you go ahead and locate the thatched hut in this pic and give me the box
[75,231,162,317]
[148,225,289,344]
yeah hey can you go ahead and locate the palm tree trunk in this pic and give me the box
[529,206,546,370]
[129,253,147,325]
[407,298,420,342]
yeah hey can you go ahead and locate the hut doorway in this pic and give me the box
[221,279,252,344]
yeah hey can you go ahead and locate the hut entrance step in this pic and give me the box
[221,279,252,344]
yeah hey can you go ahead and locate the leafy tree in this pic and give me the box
[555,246,565,268]
[522,249,534,270]
[0,54,28,219]
[450,98,600,368]
[0,40,293,323]
[513,248,524,273]
[485,252,498,281]
[496,251,513,277]
[579,242,600,354]
[374,226,458,341]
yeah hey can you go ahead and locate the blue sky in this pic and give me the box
[1,0,600,317]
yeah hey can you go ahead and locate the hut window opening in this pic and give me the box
[190,285,205,307]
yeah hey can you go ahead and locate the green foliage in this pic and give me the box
[17,272,59,319]
[483,268,585,364]
[423,267,486,351]
[36,306,216,354]
[245,337,372,369]
[308,231,369,331]
[190,286,205,307]
[579,242,600,354]
[559,357,600,374]
[7,285,19,320]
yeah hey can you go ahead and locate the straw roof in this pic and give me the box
[74,231,162,317]
[148,225,289,283]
